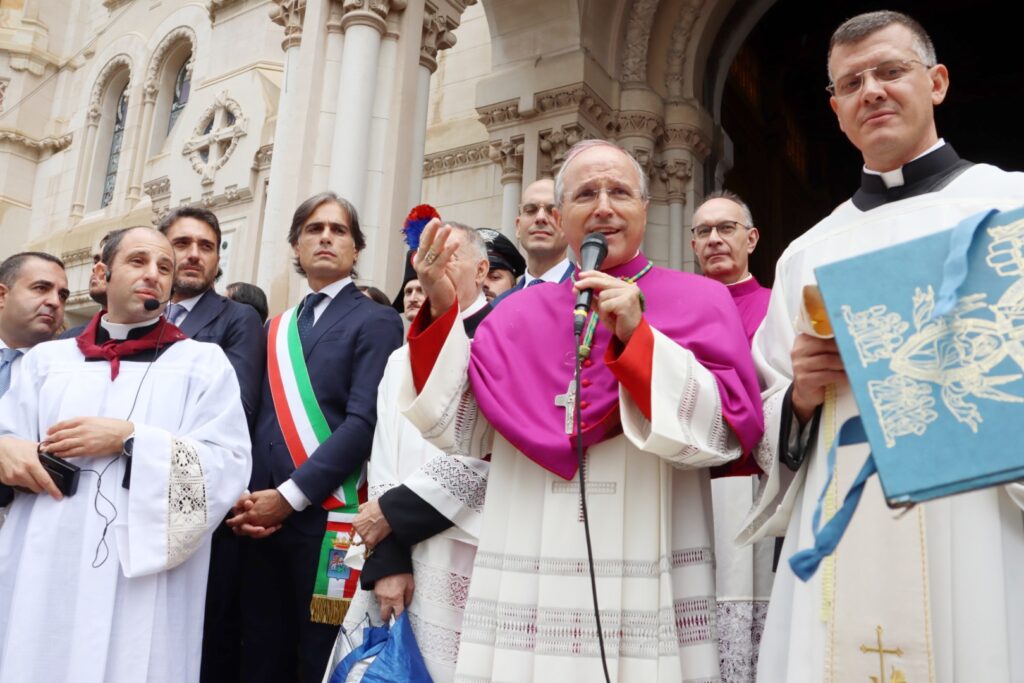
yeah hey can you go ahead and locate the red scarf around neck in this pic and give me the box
[75,311,187,380]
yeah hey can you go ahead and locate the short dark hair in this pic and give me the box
[0,252,65,287]
[226,281,269,324]
[358,285,391,306]
[287,192,365,276]
[828,11,936,80]
[157,205,223,249]
[100,226,167,269]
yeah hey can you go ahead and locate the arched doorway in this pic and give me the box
[705,0,1024,286]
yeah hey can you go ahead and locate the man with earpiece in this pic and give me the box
[0,225,252,683]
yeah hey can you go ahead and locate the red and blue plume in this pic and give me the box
[402,204,441,251]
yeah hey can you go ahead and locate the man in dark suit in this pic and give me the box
[229,192,403,683]
[59,236,109,339]
[157,206,266,683]
[493,178,573,306]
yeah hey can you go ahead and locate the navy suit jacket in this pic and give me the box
[492,261,575,306]
[178,289,265,430]
[251,283,403,536]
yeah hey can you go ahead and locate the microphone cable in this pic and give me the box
[574,328,612,683]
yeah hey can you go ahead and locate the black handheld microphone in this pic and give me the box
[573,232,609,335]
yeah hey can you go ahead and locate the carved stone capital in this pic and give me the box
[616,110,663,140]
[327,0,345,33]
[535,83,616,136]
[207,0,246,21]
[86,105,102,126]
[664,124,711,160]
[340,0,405,33]
[420,8,458,72]
[252,144,274,172]
[538,124,588,178]
[489,137,525,184]
[0,129,74,161]
[269,0,307,51]
[423,142,490,178]
[477,100,520,130]
[658,159,693,200]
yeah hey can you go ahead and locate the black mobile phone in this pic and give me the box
[39,452,80,497]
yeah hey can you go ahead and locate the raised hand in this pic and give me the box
[413,218,460,318]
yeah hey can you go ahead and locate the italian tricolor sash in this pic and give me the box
[267,305,364,625]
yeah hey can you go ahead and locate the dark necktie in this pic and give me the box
[0,348,23,397]
[297,292,328,342]
[527,278,544,287]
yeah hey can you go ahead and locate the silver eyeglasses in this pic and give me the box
[691,220,749,240]
[826,59,932,98]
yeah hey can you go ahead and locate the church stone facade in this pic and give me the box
[1,0,759,324]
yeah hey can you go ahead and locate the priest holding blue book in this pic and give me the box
[741,10,1024,683]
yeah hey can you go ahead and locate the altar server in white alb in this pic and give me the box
[740,11,1024,683]
[0,226,252,683]
[403,140,764,682]
[343,222,492,683]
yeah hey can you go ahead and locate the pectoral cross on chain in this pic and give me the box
[554,377,576,434]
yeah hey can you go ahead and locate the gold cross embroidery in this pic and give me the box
[860,625,907,683]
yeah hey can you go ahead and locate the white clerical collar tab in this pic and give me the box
[101,315,162,340]
[879,167,905,189]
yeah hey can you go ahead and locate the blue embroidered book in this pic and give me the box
[815,206,1024,506]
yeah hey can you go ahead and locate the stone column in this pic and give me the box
[256,0,312,306]
[328,0,406,208]
[70,106,100,219]
[489,137,524,238]
[309,1,345,190]
[127,82,159,203]
[410,6,456,206]
[660,158,692,271]
[663,101,713,273]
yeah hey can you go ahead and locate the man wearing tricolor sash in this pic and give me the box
[401,140,765,682]
[741,12,1024,682]
[230,193,403,683]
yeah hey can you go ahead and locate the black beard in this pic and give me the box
[173,274,213,299]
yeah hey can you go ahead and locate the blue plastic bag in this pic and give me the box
[328,612,433,683]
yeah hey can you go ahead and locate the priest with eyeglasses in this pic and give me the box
[741,11,1024,683]
[398,139,764,682]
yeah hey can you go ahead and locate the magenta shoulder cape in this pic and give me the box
[467,252,764,479]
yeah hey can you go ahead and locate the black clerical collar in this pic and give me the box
[463,303,491,339]
[853,143,974,211]
[95,320,161,344]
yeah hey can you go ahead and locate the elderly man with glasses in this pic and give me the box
[740,10,1024,683]
[690,190,773,683]
[691,190,769,345]
[399,139,764,682]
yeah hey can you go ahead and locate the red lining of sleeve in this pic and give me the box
[408,300,460,392]
[604,318,653,420]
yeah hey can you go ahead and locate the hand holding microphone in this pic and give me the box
[573,234,646,344]
[573,233,609,335]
